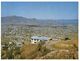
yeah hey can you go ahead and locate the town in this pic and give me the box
[1,24,78,59]
[1,2,78,59]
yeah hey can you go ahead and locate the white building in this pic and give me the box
[31,36,48,44]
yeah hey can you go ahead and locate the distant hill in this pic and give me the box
[1,16,39,25]
[1,16,78,26]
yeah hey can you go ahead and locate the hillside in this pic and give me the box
[1,16,78,26]
[1,16,78,59]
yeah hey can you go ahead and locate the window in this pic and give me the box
[34,42,36,43]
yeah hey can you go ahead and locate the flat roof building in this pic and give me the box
[31,36,48,44]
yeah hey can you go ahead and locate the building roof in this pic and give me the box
[31,36,48,41]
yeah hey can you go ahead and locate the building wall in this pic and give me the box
[31,39,40,44]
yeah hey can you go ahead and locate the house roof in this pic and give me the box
[31,36,48,41]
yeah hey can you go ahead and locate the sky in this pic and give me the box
[1,2,78,19]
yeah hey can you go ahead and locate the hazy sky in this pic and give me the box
[1,2,78,19]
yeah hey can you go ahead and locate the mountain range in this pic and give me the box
[1,16,78,26]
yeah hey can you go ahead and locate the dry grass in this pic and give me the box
[45,33,78,59]
[20,43,39,59]
[52,33,78,50]
[20,42,51,59]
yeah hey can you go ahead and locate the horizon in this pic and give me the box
[1,2,78,20]
[1,15,78,20]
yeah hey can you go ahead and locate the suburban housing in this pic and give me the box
[31,36,48,44]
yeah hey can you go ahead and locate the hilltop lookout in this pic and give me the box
[31,36,48,44]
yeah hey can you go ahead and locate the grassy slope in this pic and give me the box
[40,33,78,59]
[52,33,78,50]
[20,43,39,59]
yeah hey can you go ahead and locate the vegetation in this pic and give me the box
[1,24,78,59]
